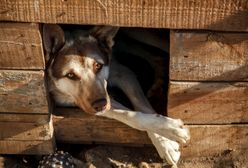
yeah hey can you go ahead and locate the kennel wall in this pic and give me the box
[0,0,247,161]
[0,23,55,154]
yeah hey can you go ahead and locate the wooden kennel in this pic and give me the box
[0,0,247,163]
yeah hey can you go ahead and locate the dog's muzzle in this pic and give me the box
[91,98,108,112]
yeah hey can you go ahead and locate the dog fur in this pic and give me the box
[43,24,190,167]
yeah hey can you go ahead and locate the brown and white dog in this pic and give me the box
[43,24,190,167]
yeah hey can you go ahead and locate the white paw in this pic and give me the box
[147,132,180,167]
[148,115,190,143]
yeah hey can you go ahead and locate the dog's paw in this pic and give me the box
[147,132,180,167]
[163,118,190,144]
[149,115,190,144]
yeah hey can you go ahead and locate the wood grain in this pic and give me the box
[0,119,55,154]
[0,140,55,154]
[167,81,248,124]
[53,108,150,144]
[0,70,50,114]
[0,113,49,124]
[0,0,247,31]
[0,23,44,70]
[170,31,248,81]
[53,108,248,158]
[182,125,248,158]
[0,121,53,141]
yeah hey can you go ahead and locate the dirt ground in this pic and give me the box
[1,144,247,168]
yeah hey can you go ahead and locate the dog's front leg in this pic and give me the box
[98,107,189,144]
[97,99,188,166]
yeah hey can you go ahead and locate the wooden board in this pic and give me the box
[167,81,248,124]
[0,23,44,70]
[0,113,49,123]
[182,125,248,158]
[53,108,248,158]
[0,70,50,114]
[0,122,53,141]
[0,0,247,32]
[170,31,248,81]
[53,108,150,144]
[0,119,55,154]
[0,140,55,154]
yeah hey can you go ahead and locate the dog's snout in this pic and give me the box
[92,98,107,112]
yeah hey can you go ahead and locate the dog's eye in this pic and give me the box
[93,62,103,73]
[65,72,79,80]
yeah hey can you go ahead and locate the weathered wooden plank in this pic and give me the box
[167,81,248,124]
[0,23,45,70]
[0,140,55,154]
[53,108,150,144]
[0,113,49,123]
[0,70,50,114]
[0,0,247,32]
[0,119,55,154]
[0,121,53,141]
[182,125,248,158]
[53,108,248,158]
[170,31,248,81]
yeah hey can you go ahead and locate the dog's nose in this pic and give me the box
[91,98,107,112]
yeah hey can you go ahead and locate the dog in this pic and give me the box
[43,24,190,167]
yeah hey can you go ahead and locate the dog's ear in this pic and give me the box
[90,26,119,49]
[43,24,65,57]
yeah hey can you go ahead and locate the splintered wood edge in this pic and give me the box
[53,107,248,158]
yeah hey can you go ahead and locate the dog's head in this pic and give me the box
[43,24,119,114]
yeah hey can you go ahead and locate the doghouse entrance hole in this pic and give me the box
[54,25,170,115]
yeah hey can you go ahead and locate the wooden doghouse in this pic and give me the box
[0,0,247,163]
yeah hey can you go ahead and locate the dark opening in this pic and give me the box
[111,27,169,114]
[51,25,170,115]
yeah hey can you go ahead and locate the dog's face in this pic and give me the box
[43,24,119,114]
